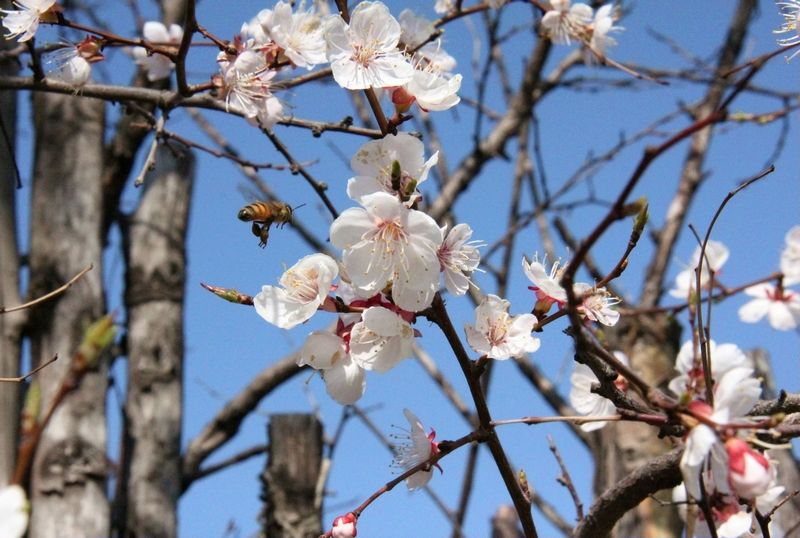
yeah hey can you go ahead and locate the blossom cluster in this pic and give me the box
[253,131,485,404]
[669,230,800,331]
[540,0,623,61]
[2,0,462,114]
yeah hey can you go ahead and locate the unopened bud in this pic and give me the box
[331,512,357,538]
[74,313,116,371]
[200,283,254,305]
[390,160,402,192]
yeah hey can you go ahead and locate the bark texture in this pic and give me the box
[27,92,108,537]
[122,143,194,538]
[261,414,323,538]
[0,0,22,486]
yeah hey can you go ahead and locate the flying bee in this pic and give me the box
[237,201,296,248]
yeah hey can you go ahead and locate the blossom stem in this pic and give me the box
[350,429,485,518]
[426,293,539,538]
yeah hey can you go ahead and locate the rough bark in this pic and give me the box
[260,414,323,538]
[27,92,108,537]
[594,314,683,538]
[0,0,22,487]
[122,143,194,538]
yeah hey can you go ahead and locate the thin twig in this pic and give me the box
[547,435,583,520]
[0,264,93,314]
[0,355,58,383]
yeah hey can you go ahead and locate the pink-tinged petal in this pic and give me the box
[323,354,366,404]
[767,301,800,330]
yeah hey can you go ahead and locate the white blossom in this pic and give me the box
[254,253,338,329]
[669,240,729,299]
[132,22,183,81]
[330,192,443,312]
[434,0,454,14]
[669,340,750,399]
[522,255,567,314]
[569,351,628,431]
[738,283,800,331]
[774,0,800,61]
[349,306,414,373]
[0,485,28,538]
[267,1,327,69]
[680,367,762,500]
[46,37,104,87]
[346,132,438,205]
[541,0,593,45]
[672,483,757,538]
[587,4,623,59]
[575,282,620,326]
[392,409,440,490]
[216,49,283,128]
[298,330,366,404]
[324,1,414,89]
[402,68,461,112]
[438,223,483,296]
[399,9,435,49]
[780,225,800,284]
[465,294,540,360]
[1,0,56,42]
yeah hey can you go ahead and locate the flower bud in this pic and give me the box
[725,438,773,499]
[331,512,357,538]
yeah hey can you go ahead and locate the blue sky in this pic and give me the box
[10,1,800,537]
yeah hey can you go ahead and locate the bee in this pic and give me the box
[237,201,295,248]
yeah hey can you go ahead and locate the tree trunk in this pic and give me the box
[27,93,108,537]
[0,0,22,488]
[594,314,683,538]
[121,143,194,538]
[261,414,324,538]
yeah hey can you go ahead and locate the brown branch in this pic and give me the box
[181,353,303,492]
[0,354,57,383]
[0,77,383,138]
[425,294,539,538]
[572,448,683,538]
[187,443,268,485]
[548,435,583,521]
[0,264,92,314]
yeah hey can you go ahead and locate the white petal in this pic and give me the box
[323,354,366,404]
[297,331,346,370]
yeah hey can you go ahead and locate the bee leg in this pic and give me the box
[256,223,271,248]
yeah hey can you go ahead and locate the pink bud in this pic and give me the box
[725,438,773,499]
[390,87,415,113]
[331,512,357,538]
